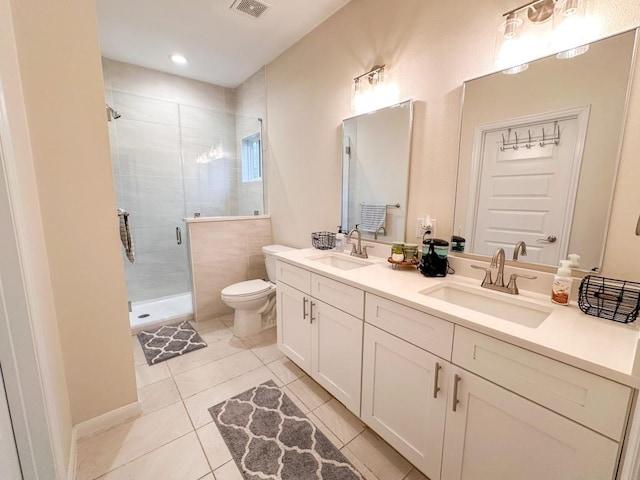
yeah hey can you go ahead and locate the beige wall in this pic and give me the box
[9,0,137,423]
[188,218,271,321]
[266,0,640,280]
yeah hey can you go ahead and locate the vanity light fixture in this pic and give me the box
[496,0,589,74]
[552,0,589,59]
[169,54,188,65]
[351,65,399,113]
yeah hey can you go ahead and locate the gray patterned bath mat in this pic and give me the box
[209,380,363,480]
[137,320,207,365]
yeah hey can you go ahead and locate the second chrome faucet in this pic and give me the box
[347,225,373,258]
[471,247,536,295]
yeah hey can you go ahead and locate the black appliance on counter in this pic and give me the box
[419,238,450,277]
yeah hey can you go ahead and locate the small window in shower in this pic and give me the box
[241,132,262,183]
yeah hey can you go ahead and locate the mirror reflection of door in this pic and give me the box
[468,110,588,265]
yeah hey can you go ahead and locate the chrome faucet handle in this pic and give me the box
[362,245,374,258]
[506,273,537,294]
[471,264,493,286]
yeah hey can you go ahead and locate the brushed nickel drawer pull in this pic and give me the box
[452,374,461,412]
[433,362,442,399]
[303,297,308,319]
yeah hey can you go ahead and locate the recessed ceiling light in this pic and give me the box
[169,54,188,65]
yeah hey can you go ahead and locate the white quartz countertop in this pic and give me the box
[276,248,640,388]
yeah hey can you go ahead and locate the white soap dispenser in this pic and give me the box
[551,260,573,305]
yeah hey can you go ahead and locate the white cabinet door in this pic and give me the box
[361,324,448,480]
[441,366,619,480]
[276,282,311,373]
[310,299,363,415]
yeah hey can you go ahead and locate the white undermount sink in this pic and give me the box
[420,283,552,328]
[307,252,373,271]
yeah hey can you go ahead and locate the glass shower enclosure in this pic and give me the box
[107,90,264,330]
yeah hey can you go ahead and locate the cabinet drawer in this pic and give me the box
[276,261,311,293]
[311,274,364,319]
[365,294,453,361]
[453,326,632,441]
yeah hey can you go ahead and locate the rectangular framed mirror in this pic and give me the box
[453,29,637,273]
[341,100,413,242]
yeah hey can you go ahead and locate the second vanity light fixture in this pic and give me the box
[496,0,589,74]
[351,65,399,113]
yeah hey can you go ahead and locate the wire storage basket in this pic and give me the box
[578,275,640,324]
[311,231,336,250]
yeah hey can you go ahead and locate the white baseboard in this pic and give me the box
[65,401,141,480]
[73,401,142,439]
[66,429,77,480]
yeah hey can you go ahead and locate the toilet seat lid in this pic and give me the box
[221,279,272,297]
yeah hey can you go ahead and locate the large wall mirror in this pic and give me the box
[341,100,413,242]
[453,30,637,273]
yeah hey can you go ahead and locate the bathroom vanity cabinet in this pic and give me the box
[275,255,636,480]
[276,261,363,415]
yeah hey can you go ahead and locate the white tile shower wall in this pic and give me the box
[188,218,271,321]
[235,68,267,216]
[108,91,191,302]
[103,59,268,303]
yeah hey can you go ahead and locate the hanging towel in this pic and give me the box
[117,208,135,263]
[360,204,387,233]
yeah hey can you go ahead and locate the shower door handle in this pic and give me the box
[176,227,182,245]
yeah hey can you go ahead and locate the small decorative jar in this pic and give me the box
[403,243,419,262]
[391,242,405,262]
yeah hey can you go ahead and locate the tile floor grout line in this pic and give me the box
[174,342,216,478]
[177,362,270,401]
[90,430,196,480]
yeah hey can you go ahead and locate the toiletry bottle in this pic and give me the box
[335,229,345,252]
[551,260,573,305]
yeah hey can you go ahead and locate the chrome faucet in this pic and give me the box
[471,247,537,294]
[513,241,528,261]
[347,225,373,258]
[491,247,506,287]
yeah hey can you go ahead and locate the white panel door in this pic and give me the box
[472,117,582,265]
[310,299,363,415]
[441,366,619,480]
[361,324,447,480]
[0,366,21,480]
[276,282,311,373]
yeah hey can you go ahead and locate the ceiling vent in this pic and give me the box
[230,0,271,19]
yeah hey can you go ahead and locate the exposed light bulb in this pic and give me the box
[556,44,589,59]
[502,63,529,74]
[503,13,522,39]
[563,0,580,16]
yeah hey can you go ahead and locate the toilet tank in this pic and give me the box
[262,245,294,282]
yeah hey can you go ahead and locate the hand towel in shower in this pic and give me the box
[359,204,387,233]
[117,208,135,263]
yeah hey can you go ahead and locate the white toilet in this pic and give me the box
[220,244,293,337]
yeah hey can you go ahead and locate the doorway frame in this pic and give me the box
[465,106,590,263]
[0,0,69,477]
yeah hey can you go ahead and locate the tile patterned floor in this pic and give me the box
[75,315,428,480]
